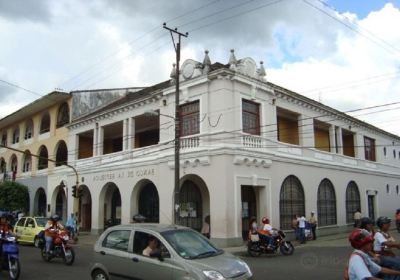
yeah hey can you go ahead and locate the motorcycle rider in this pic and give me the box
[44,215,64,255]
[359,217,375,235]
[373,216,400,271]
[257,217,274,249]
[347,228,400,280]
[0,213,12,269]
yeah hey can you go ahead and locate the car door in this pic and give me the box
[24,218,36,243]
[96,229,133,280]
[130,231,175,280]
[14,218,27,241]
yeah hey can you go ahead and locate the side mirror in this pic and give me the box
[149,249,163,261]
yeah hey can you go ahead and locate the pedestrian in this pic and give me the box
[309,211,318,240]
[373,216,400,271]
[353,209,362,228]
[292,214,299,240]
[248,216,258,241]
[66,213,76,239]
[201,215,210,239]
[297,215,306,244]
[346,228,400,280]
[395,209,400,233]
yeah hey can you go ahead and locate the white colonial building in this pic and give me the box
[59,50,400,247]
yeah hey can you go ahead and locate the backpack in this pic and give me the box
[343,252,369,280]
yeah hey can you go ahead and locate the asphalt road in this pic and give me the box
[1,240,354,280]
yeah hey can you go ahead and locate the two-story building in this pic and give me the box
[0,91,71,220]
[62,50,400,247]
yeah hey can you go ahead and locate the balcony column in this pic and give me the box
[329,125,336,153]
[122,119,128,150]
[336,127,343,155]
[93,124,98,156]
[127,118,135,150]
[97,126,104,156]
[355,133,365,159]
[299,115,314,148]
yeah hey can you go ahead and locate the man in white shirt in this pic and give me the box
[297,215,306,244]
[348,229,400,280]
[374,216,400,271]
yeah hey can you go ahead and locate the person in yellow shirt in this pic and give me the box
[309,211,317,240]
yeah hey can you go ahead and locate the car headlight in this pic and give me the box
[203,270,225,280]
[238,260,253,276]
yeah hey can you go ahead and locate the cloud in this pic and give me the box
[0,0,52,22]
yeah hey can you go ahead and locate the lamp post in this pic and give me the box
[144,110,180,224]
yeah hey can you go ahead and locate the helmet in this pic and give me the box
[360,217,374,229]
[376,216,391,228]
[349,229,374,249]
[261,217,269,224]
[132,214,146,223]
[51,214,60,222]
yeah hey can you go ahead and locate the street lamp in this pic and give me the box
[144,110,180,224]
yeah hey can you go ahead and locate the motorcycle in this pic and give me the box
[37,229,75,265]
[0,233,20,280]
[247,229,294,257]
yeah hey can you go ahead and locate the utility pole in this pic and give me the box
[163,23,188,224]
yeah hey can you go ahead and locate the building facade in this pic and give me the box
[0,91,71,220]
[59,50,400,247]
[2,51,399,247]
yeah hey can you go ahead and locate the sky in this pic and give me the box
[0,0,400,136]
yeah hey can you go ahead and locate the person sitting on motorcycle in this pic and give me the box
[359,217,375,235]
[257,217,274,249]
[374,216,400,271]
[44,215,64,255]
[0,213,11,237]
[347,228,400,280]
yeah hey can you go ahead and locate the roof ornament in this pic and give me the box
[229,49,237,71]
[258,61,266,81]
[203,50,211,75]
[170,63,176,85]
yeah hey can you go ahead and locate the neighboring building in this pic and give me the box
[61,50,400,247]
[0,91,71,219]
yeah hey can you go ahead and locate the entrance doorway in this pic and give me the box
[176,180,203,232]
[241,186,257,240]
[138,183,159,223]
[78,185,92,232]
[34,188,47,216]
[55,189,67,222]
[368,195,375,221]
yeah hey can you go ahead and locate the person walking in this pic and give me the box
[292,214,299,241]
[354,209,362,228]
[309,211,318,240]
[66,213,76,239]
[201,215,210,239]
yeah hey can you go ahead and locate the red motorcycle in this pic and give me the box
[38,229,75,265]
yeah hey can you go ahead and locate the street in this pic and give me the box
[1,235,359,280]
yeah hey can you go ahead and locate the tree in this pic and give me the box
[0,181,29,212]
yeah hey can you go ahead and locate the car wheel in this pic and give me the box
[92,269,109,280]
[34,236,40,248]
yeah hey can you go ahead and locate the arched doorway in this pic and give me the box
[346,181,361,224]
[279,175,305,230]
[55,140,68,167]
[175,175,210,232]
[138,182,159,223]
[317,178,337,227]
[55,187,67,222]
[78,185,92,232]
[34,188,47,216]
[241,186,257,240]
[99,182,121,229]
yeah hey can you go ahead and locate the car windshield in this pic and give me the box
[161,229,222,259]
[35,218,47,227]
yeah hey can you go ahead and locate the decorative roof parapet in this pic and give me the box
[203,50,211,75]
[229,49,237,71]
[257,61,266,81]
